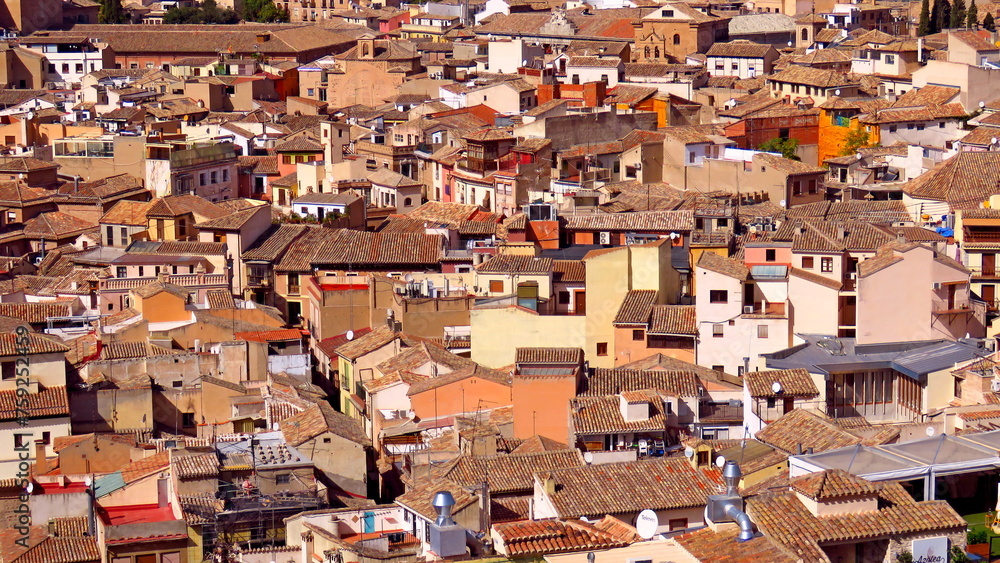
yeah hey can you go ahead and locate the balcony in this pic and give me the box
[970,267,1000,279]
[699,402,743,423]
[741,302,787,318]
[100,273,227,291]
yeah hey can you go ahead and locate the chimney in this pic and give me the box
[917,37,923,63]
[836,225,846,240]
[35,439,47,475]
[541,473,557,495]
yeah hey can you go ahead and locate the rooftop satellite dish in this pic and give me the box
[982,101,987,108]
[834,89,841,96]
[715,455,726,468]
[403,273,414,282]
[926,426,935,437]
[992,137,998,146]
[84,476,92,487]
[387,308,394,317]
[635,509,658,540]
[583,451,594,464]
[779,199,787,208]
[684,446,695,458]
[346,330,355,341]
[787,41,793,47]
[772,381,783,394]
[669,232,679,239]
[25,482,33,494]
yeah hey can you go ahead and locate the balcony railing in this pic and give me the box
[699,402,743,422]
[100,273,227,291]
[970,267,1000,279]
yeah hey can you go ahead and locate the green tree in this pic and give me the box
[98,0,128,23]
[759,137,800,160]
[952,0,966,28]
[969,0,979,27]
[986,11,996,29]
[937,0,952,30]
[243,0,289,22]
[839,128,872,156]
[919,0,932,34]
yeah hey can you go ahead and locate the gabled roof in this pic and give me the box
[902,151,1000,210]
[788,468,878,500]
[696,251,749,280]
[494,517,636,557]
[99,199,157,227]
[613,289,657,325]
[583,368,700,397]
[438,450,585,494]
[649,304,697,335]
[756,409,861,454]
[745,368,818,398]
[476,254,552,275]
[0,385,69,422]
[706,40,774,58]
[515,347,584,365]
[280,401,371,447]
[23,212,95,239]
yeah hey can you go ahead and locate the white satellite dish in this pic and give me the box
[669,232,679,239]
[403,273,414,282]
[981,101,987,109]
[583,451,594,464]
[992,137,998,146]
[346,330,355,341]
[635,509,658,540]
[84,476,92,487]
[715,455,726,468]
[834,89,841,96]
[684,446,695,458]
[926,426,935,437]
[772,381,783,394]
[25,482,33,494]
[779,199,787,208]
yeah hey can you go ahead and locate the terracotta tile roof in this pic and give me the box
[767,66,857,88]
[243,223,312,262]
[755,153,825,175]
[902,151,1000,210]
[583,368,700,397]
[476,254,552,275]
[195,205,266,231]
[747,485,966,561]
[788,468,878,500]
[131,280,189,300]
[280,401,371,446]
[172,452,219,479]
[146,194,227,220]
[951,29,998,52]
[510,435,569,454]
[47,516,89,538]
[100,341,182,360]
[893,84,960,107]
[23,212,95,239]
[755,409,861,454]
[438,450,585,494]
[53,433,136,452]
[375,341,474,374]
[696,251,749,280]
[494,517,635,557]
[551,260,585,283]
[491,495,530,523]
[613,289,657,325]
[234,328,303,342]
[566,210,694,233]
[514,347,584,365]
[0,157,59,172]
[675,526,798,563]
[119,450,170,483]
[774,219,893,253]
[363,369,429,394]
[205,288,235,309]
[178,495,223,526]
[706,40,774,58]
[539,457,722,517]
[238,155,279,175]
[571,393,669,434]
[789,267,842,289]
[745,368,818,398]
[396,477,478,522]
[334,325,400,360]
[648,304,696,335]
[99,200,157,226]
[0,332,70,355]
[311,229,442,268]
[11,536,100,563]
[860,102,967,125]
[0,385,69,422]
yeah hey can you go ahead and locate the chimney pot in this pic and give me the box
[35,439,47,475]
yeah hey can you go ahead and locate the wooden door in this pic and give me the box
[985,254,996,276]
[984,285,996,310]
[574,290,586,315]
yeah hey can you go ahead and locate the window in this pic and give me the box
[210,171,218,184]
[116,266,127,278]
[597,342,608,356]
[802,257,814,269]
[182,413,195,427]
[288,273,300,294]
[808,179,817,194]
[793,181,801,195]
[766,397,776,409]
[633,329,645,341]
[323,437,331,443]
[758,325,768,338]
[307,88,315,96]
[661,8,674,16]
[916,123,925,131]
[489,280,504,293]
[199,173,207,186]
[712,324,724,338]
[673,34,680,45]
[884,54,894,64]
[1,361,13,380]
[668,519,688,531]
[709,290,728,303]
[276,474,291,484]
[558,291,570,305]
[765,249,776,262]
[955,376,963,399]
[41,432,50,445]
[7,211,15,222]
[821,257,833,272]
[172,380,182,388]
[712,365,724,372]
[121,227,128,245]
[689,151,695,163]
[222,169,229,182]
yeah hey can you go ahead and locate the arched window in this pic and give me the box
[404,197,412,207]
[801,28,809,41]
[654,46,660,59]
[673,34,680,45]
[644,45,650,58]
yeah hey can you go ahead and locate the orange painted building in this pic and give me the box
[407,369,513,422]
[816,100,879,165]
[511,348,585,445]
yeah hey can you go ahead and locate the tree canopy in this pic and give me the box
[163,0,239,24]
[243,0,290,22]
[759,137,800,161]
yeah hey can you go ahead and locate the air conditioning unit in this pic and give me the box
[932,282,943,290]
[743,305,754,314]
[847,272,857,280]
[634,163,642,170]
[599,231,612,245]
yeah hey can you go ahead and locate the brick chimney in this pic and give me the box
[35,439,47,475]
